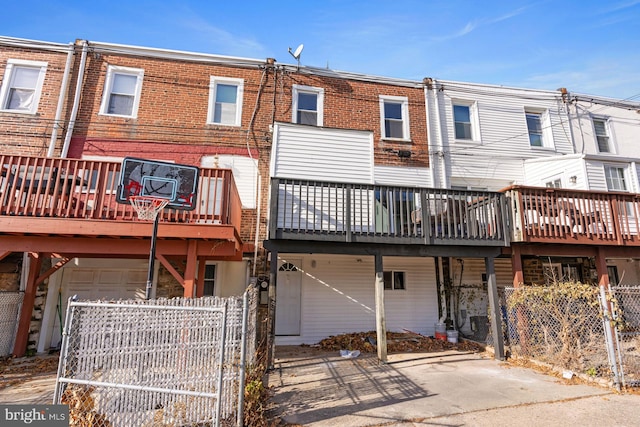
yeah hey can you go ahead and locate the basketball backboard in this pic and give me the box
[116,157,199,210]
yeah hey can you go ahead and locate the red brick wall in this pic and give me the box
[0,45,72,156]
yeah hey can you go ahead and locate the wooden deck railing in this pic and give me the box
[505,185,640,245]
[0,155,242,228]
[269,178,510,246]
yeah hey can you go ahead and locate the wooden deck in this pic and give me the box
[0,155,244,258]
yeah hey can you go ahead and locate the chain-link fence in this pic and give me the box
[487,284,640,389]
[500,284,609,378]
[0,291,23,357]
[611,286,640,387]
[54,288,258,427]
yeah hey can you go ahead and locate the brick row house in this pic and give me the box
[2,35,640,361]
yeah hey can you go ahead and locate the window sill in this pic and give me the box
[454,138,482,145]
[0,109,38,115]
[206,122,242,128]
[381,137,412,144]
[530,145,555,152]
[98,112,137,119]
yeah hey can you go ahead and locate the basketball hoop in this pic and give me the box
[129,195,169,221]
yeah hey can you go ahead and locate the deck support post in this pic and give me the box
[374,253,387,363]
[13,252,43,357]
[485,256,505,360]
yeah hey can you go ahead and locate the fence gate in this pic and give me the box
[609,286,640,388]
[0,291,23,357]
[54,297,245,427]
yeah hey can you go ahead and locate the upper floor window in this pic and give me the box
[453,101,479,140]
[207,77,244,126]
[380,95,410,140]
[100,66,144,118]
[605,165,627,191]
[0,59,47,114]
[526,111,544,147]
[593,119,611,153]
[292,85,324,126]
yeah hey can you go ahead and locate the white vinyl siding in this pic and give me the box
[99,65,144,118]
[374,166,431,187]
[0,59,47,114]
[201,155,258,209]
[271,122,374,183]
[275,254,438,346]
[207,77,244,126]
[433,83,571,186]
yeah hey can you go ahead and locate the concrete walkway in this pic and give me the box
[268,346,639,427]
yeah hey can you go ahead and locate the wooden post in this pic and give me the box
[13,253,43,357]
[183,240,198,298]
[485,256,505,360]
[374,253,387,363]
[510,245,529,353]
[196,257,207,297]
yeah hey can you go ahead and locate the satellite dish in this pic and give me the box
[288,43,304,60]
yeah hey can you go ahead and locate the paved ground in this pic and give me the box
[268,346,640,427]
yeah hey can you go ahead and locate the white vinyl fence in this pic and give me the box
[54,288,258,427]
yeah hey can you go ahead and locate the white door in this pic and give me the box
[275,261,302,336]
[199,177,223,223]
[50,267,145,348]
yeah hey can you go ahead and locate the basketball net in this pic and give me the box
[129,195,169,221]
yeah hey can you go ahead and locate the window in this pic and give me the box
[208,77,244,126]
[100,66,144,118]
[292,85,323,126]
[453,104,473,140]
[203,264,216,296]
[605,165,627,191]
[593,119,611,153]
[526,112,544,147]
[380,95,410,140]
[383,271,406,290]
[545,178,562,188]
[0,59,47,114]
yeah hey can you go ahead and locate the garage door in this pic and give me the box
[49,267,146,348]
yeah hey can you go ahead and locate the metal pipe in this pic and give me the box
[599,284,621,390]
[47,43,75,157]
[60,40,88,158]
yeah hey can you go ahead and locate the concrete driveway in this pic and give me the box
[268,346,639,427]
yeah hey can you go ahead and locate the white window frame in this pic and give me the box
[592,117,614,154]
[0,59,48,114]
[525,108,553,149]
[379,95,410,141]
[292,84,324,126]
[207,76,244,127]
[99,65,144,118]
[452,100,479,141]
[383,270,406,290]
[604,164,628,192]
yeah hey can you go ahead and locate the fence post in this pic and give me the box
[599,285,621,390]
[237,290,250,427]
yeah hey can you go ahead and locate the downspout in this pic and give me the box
[432,79,449,188]
[60,40,88,158]
[423,79,437,188]
[47,42,75,157]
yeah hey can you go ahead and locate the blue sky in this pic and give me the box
[4,0,640,100]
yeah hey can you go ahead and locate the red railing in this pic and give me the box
[0,155,242,228]
[505,186,640,246]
